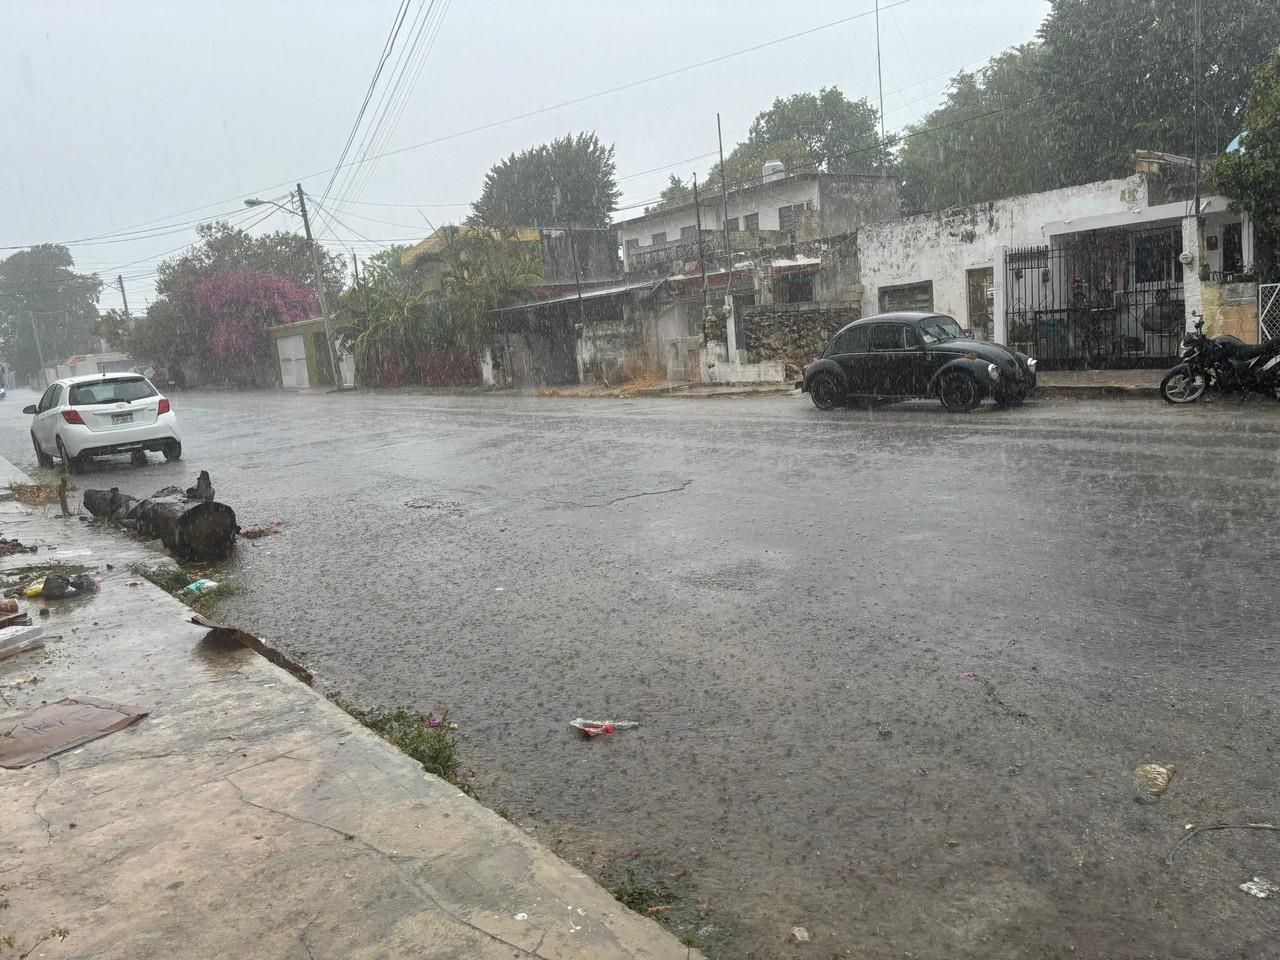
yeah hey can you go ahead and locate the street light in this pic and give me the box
[244,183,343,388]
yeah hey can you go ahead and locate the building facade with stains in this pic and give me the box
[857,160,1257,370]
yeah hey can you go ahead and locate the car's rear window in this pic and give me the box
[68,378,157,405]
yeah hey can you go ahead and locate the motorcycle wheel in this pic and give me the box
[1160,368,1207,404]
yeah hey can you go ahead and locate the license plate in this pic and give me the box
[111,413,133,424]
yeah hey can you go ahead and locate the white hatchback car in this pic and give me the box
[25,374,182,471]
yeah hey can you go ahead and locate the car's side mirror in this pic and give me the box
[22,405,36,415]
[962,328,974,339]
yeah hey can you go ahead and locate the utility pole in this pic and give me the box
[692,173,709,315]
[117,274,132,324]
[351,253,360,289]
[716,113,732,284]
[1192,0,1203,268]
[295,183,343,387]
[875,0,887,175]
[28,311,47,389]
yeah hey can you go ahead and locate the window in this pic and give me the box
[625,237,639,253]
[828,326,869,355]
[726,217,739,232]
[37,384,58,412]
[680,225,698,240]
[1133,229,1182,284]
[878,280,934,313]
[869,324,911,351]
[69,377,157,405]
[650,232,667,245]
[744,213,759,232]
[778,202,810,233]
[773,272,814,304]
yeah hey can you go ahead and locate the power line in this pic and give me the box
[2,0,909,254]
[316,0,415,210]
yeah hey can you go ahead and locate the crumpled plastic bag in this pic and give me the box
[26,574,100,600]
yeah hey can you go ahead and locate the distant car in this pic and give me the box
[801,312,1037,412]
[24,374,182,471]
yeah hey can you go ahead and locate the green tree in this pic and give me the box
[898,44,1057,212]
[1207,50,1280,281]
[1038,0,1280,184]
[339,227,542,386]
[0,244,102,380]
[469,133,620,229]
[710,87,883,190]
[148,221,346,379]
[646,175,693,213]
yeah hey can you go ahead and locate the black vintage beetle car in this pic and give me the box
[800,311,1037,412]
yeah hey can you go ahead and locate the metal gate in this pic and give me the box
[1261,283,1280,341]
[1004,226,1186,369]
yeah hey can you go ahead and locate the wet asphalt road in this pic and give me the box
[3,388,1279,959]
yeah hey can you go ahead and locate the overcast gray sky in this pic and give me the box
[3,0,1048,313]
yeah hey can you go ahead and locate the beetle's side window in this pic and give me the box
[830,327,868,354]
[869,324,908,351]
[36,385,57,412]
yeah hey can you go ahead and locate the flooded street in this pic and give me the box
[3,389,1279,958]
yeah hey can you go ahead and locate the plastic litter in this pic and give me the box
[24,574,99,600]
[789,926,811,944]
[1239,877,1280,899]
[183,579,219,595]
[1135,762,1176,802]
[0,625,45,662]
[570,718,640,737]
[0,598,19,613]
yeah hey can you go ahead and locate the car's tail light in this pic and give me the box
[158,398,171,415]
[62,409,84,425]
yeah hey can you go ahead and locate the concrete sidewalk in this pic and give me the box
[538,369,1167,401]
[0,468,698,959]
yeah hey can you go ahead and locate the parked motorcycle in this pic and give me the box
[1160,319,1280,404]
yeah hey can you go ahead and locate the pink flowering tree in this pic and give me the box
[193,270,315,383]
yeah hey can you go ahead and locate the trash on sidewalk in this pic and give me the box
[0,538,37,558]
[423,713,457,730]
[1134,762,1176,802]
[0,598,19,613]
[0,625,45,662]
[239,520,284,540]
[1239,877,1280,900]
[24,574,100,600]
[0,696,148,768]
[0,611,33,629]
[183,578,219,595]
[569,717,640,737]
[789,926,812,944]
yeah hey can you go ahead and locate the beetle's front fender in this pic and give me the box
[927,357,999,396]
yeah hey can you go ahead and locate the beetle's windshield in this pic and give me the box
[918,318,965,343]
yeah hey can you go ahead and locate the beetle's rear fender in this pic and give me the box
[803,358,846,393]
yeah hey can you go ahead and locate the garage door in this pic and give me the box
[277,334,309,389]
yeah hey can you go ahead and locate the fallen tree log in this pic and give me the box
[83,479,237,562]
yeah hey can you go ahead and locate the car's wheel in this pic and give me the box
[163,441,182,462]
[31,433,54,468]
[808,373,844,411]
[131,449,148,467]
[1160,368,1207,404]
[938,372,982,412]
[56,437,80,473]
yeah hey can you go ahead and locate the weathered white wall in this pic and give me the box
[618,178,823,261]
[857,177,1150,330]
